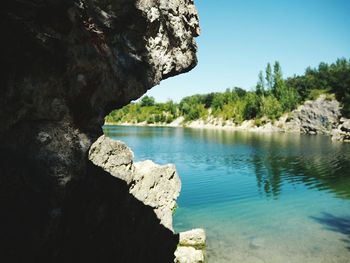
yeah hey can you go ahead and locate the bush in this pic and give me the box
[140,96,155,107]
[166,115,174,124]
[307,89,329,100]
[146,115,155,124]
[260,96,283,120]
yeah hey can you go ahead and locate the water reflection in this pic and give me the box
[104,125,350,261]
[104,126,350,200]
[183,128,350,199]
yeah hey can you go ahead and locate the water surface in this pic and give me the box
[104,126,350,263]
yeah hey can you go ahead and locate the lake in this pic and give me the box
[103,125,350,263]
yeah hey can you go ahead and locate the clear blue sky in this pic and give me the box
[146,0,350,102]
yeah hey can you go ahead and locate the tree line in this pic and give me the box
[105,58,350,124]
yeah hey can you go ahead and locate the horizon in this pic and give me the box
[144,0,350,103]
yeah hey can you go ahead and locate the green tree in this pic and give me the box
[273,61,285,98]
[233,87,246,97]
[260,96,283,120]
[256,70,265,96]
[265,63,273,91]
[140,96,155,107]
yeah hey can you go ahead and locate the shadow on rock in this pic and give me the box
[0,153,178,262]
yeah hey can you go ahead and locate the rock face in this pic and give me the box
[0,0,199,262]
[331,118,350,142]
[89,135,135,184]
[131,160,181,231]
[285,95,341,134]
[89,135,181,231]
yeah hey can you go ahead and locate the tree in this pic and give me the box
[244,92,260,119]
[233,87,246,97]
[260,95,283,120]
[265,63,273,91]
[272,61,287,100]
[140,96,155,107]
[256,70,265,96]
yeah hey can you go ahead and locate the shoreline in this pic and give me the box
[104,117,295,134]
[104,96,350,141]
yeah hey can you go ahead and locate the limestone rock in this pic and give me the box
[175,229,206,263]
[174,246,204,263]
[88,135,134,184]
[179,229,206,248]
[131,161,181,231]
[285,95,341,135]
[0,0,199,261]
[88,135,181,231]
[331,118,350,142]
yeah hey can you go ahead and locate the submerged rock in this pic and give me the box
[249,237,265,249]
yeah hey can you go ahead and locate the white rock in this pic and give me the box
[174,246,204,263]
[179,229,206,248]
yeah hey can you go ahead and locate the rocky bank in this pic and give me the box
[0,0,200,262]
[110,95,350,142]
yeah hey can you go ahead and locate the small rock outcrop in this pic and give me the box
[88,135,134,184]
[89,135,181,231]
[131,161,181,231]
[175,228,206,263]
[285,95,341,134]
[331,118,350,142]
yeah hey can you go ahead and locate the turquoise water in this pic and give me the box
[104,126,350,263]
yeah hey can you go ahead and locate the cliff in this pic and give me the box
[0,0,199,262]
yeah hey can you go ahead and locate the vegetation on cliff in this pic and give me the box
[105,58,350,125]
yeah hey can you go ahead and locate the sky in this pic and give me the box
[146,0,350,102]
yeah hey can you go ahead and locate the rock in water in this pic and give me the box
[89,135,181,231]
[131,160,181,231]
[175,229,206,263]
[179,229,206,248]
[331,118,350,142]
[0,0,199,262]
[175,246,204,263]
[250,237,265,249]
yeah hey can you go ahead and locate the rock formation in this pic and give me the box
[331,118,350,142]
[285,95,341,135]
[0,0,199,262]
[89,135,181,231]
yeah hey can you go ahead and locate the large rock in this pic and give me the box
[88,135,181,231]
[89,135,134,184]
[331,118,350,142]
[0,0,199,262]
[285,95,341,134]
[131,160,181,231]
